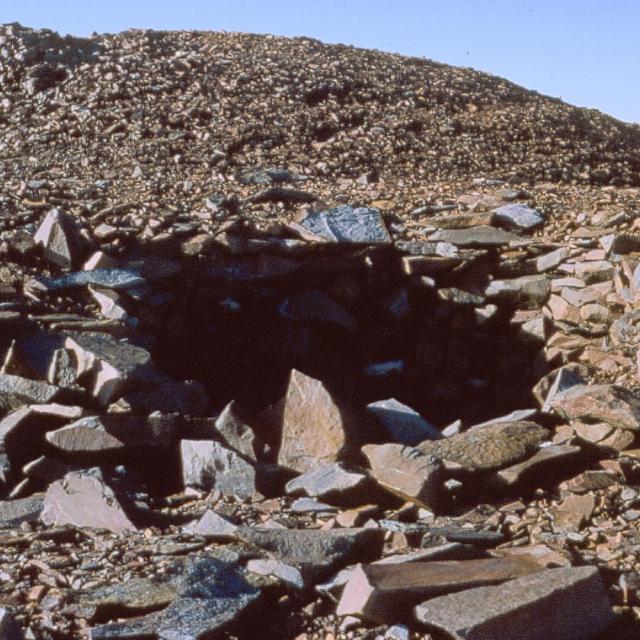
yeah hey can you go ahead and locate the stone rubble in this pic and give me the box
[0,20,639,640]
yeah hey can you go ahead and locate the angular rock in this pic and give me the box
[40,469,135,533]
[548,384,640,431]
[180,440,256,500]
[90,552,260,640]
[65,333,160,405]
[45,413,179,453]
[430,225,521,247]
[285,462,368,501]
[0,374,61,405]
[246,557,304,589]
[237,527,385,585]
[493,204,544,231]
[362,443,443,509]
[485,275,550,309]
[213,401,259,461]
[417,421,549,473]
[299,205,391,244]
[491,444,581,488]
[337,556,543,623]
[28,268,145,293]
[0,494,44,527]
[415,566,613,640]
[33,208,79,269]
[277,369,360,473]
[366,398,441,446]
[290,497,337,514]
[182,509,239,539]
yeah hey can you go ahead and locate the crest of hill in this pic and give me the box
[1,23,640,226]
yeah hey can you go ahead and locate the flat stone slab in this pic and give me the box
[337,556,543,623]
[429,225,521,247]
[548,384,640,430]
[237,527,385,585]
[0,494,44,527]
[90,552,260,640]
[40,470,135,534]
[285,462,368,500]
[415,566,613,640]
[299,205,391,244]
[0,375,61,405]
[417,421,549,473]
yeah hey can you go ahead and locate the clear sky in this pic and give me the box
[3,0,639,124]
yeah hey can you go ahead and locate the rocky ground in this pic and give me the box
[1,21,640,640]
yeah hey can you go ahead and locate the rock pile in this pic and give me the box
[1,21,640,640]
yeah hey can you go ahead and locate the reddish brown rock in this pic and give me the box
[337,556,543,623]
[362,443,443,509]
[277,369,361,473]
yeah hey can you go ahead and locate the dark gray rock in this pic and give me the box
[90,552,260,640]
[0,608,22,640]
[367,398,441,446]
[300,205,391,244]
[493,204,544,231]
[237,527,385,585]
[0,374,61,405]
[214,401,258,461]
[27,268,145,293]
[180,440,256,500]
[0,494,44,527]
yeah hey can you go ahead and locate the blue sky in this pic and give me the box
[3,0,639,124]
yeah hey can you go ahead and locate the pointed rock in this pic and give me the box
[362,443,443,509]
[337,556,543,623]
[181,440,256,500]
[277,369,361,473]
[33,208,79,269]
[415,566,613,640]
[41,469,135,533]
[214,401,258,461]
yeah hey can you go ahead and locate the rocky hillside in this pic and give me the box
[2,22,640,640]
[1,22,640,231]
